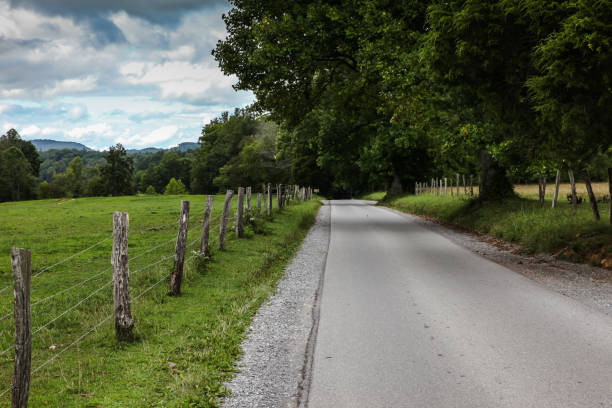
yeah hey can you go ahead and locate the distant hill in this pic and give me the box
[172,142,199,152]
[31,139,92,152]
[126,147,163,155]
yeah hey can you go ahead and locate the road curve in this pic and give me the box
[306,200,612,408]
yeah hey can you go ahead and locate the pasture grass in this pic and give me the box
[379,188,612,269]
[0,194,321,407]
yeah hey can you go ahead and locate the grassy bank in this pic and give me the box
[0,194,320,407]
[376,191,612,269]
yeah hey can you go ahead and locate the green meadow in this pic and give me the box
[0,194,320,407]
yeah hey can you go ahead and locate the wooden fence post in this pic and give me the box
[267,184,272,215]
[111,212,134,340]
[200,195,214,255]
[11,247,31,408]
[463,174,467,195]
[552,169,561,209]
[236,187,245,237]
[219,190,233,250]
[277,184,282,210]
[568,169,577,213]
[444,178,447,196]
[257,192,262,214]
[170,201,190,296]
[470,175,474,196]
[246,187,251,217]
[456,174,460,196]
[583,169,600,221]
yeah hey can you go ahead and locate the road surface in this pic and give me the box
[307,200,612,407]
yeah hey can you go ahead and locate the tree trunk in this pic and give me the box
[568,169,577,213]
[387,173,403,197]
[551,169,561,209]
[478,151,514,201]
[583,169,600,221]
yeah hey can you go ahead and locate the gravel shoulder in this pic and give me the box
[221,203,330,408]
[383,205,612,316]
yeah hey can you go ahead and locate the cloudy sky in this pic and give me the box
[0,0,254,150]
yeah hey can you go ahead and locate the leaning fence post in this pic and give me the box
[583,169,600,221]
[277,184,282,210]
[257,193,262,214]
[568,169,577,213]
[170,201,189,296]
[267,184,272,215]
[200,195,214,255]
[111,212,134,340]
[236,187,245,237]
[246,187,252,217]
[220,190,233,250]
[456,173,460,196]
[11,247,31,408]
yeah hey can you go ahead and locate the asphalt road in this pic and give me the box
[307,200,612,408]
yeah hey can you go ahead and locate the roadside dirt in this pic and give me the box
[386,207,612,316]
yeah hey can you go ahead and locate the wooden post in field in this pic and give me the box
[609,168,612,225]
[583,169,600,221]
[470,175,474,196]
[236,187,245,237]
[456,174,460,196]
[170,201,190,296]
[568,169,577,213]
[444,178,447,196]
[552,169,561,209]
[11,247,31,408]
[257,192,262,214]
[111,212,134,340]
[267,184,272,215]
[200,195,213,255]
[277,184,282,210]
[538,174,546,205]
[246,187,252,217]
[463,174,467,195]
[219,190,233,250]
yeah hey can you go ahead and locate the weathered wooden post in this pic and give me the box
[246,186,252,217]
[583,169,600,221]
[236,187,245,237]
[439,179,442,196]
[200,195,214,255]
[456,173,460,196]
[552,169,561,209]
[267,183,272,215]
[257,193,262,214]
[219,190,233,250]
[111,212,134,340]
[470,175,474,196]
[277,184,282,210]
[568,169,577,213]
[11,247,31,408]
[444,178,447,196]
[170,201,190,296]
[538,174,547,205]
[463,174,467,195]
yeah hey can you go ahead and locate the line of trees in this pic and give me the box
[0,110,294,202]
[213,0,612,199]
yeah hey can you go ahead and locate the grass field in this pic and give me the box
[0,194,321,407]
[375,189,612,270]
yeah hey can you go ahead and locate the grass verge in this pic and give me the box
[0,194,321,407]
[380,193,612,269]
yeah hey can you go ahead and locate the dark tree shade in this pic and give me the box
[101,144,134,196]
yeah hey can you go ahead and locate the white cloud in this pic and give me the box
[69,105,88,120]
[68,123,113,140]
[19,124,40,136]
[117,125,178,147]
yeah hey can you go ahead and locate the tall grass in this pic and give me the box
[384,194,612,268]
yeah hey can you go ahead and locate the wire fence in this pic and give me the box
[1,187,312,403]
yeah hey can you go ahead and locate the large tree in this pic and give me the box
[100,144,134,196]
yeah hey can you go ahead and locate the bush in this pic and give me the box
[164,178,186,195]
[145,185,157,195]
